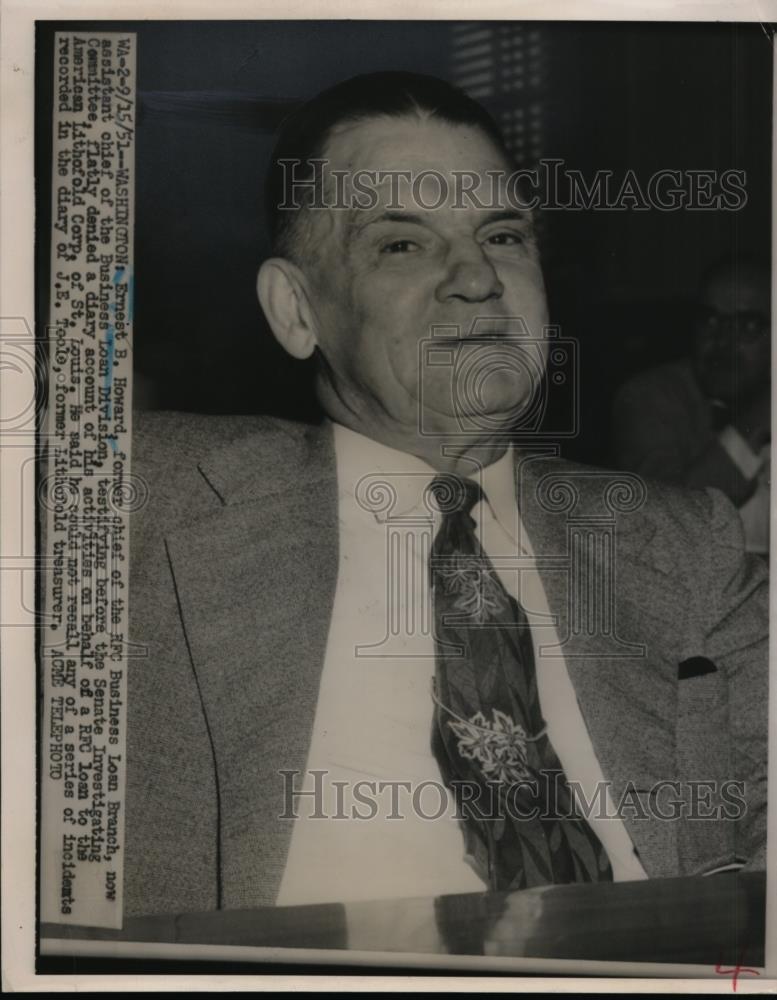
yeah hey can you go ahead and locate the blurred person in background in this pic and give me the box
[611,256,771,555]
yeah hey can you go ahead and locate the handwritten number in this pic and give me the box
[714,950,761,991]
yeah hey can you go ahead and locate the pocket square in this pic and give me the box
[678,656,717,680]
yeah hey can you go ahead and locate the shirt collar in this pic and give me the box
[332,420,519,541]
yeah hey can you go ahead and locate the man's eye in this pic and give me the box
[381,239,419,254]
[485,231,523,246]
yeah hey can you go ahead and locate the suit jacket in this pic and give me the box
[611,358,753,502]
[123,411,768,918]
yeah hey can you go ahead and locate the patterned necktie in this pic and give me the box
[429,473,613,891]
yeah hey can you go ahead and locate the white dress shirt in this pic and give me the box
[718,425,770,554]
[276,423,646,906]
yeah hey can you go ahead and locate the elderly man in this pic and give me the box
[125,72,768,918]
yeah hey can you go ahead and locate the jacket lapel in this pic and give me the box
[514,450,718,878]
[163,419,339,908]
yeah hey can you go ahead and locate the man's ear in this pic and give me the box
[256,257,317,360]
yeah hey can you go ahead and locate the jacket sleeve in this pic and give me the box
[699,486,769,871]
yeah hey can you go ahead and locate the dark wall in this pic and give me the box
[535,23,772,461]
[36,21,772,460]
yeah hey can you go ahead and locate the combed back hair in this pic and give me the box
[264,70,512,265]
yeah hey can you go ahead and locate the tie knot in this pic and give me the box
[428,474,483,517]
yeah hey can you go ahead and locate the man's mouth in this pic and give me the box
[435,320,530,343]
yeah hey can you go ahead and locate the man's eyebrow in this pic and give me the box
[477,209,533,228]
[349,210,426,237]
[348,207,533,241]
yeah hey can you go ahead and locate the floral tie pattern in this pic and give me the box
[429,473,614,891]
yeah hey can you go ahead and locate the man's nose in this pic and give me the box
[435,247,504,304]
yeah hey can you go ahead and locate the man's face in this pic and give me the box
[693,270,771,403]
[299,114,549,436]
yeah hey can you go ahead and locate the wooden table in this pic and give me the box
[41,870,765,969]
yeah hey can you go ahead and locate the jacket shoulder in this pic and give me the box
[520,450,728,540]
[129,410,320,526]
[132,410,303,465]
